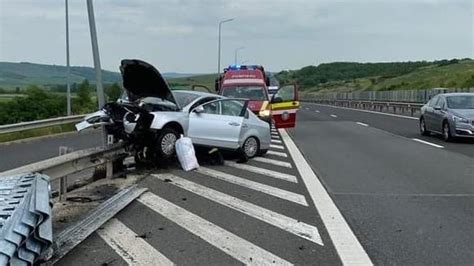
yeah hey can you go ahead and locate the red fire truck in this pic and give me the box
[215,64,299,128]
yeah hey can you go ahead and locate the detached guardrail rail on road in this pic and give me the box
[0,142,134,265]
[0,173,52,265]
[0,115,86,135]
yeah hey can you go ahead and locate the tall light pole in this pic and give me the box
[86,0,105,110]
[86,0,106,146]
[65,0,71,116]
[234,46,245,64]
[217,18,234,76]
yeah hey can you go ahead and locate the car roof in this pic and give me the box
[439,93,474,97]
[172,90,219,98]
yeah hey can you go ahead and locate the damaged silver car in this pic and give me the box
[76,59,271,163]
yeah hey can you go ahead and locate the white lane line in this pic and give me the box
[311,103,418,120]
[225,161,298,183]
[138,192,292,265]
[252,157,292,168]
[315,110,320,113]
[412,138,444,148]
[270,144,285,150]
[279,129,372,265]
[272,135,281,140]
[197,167,307,206]
[272,133,280,137]
[356,122,369,127]
[271,139,283,144]
[330,114,338,118]
[267,150,288,158]
[97,218,174,265]
[152,174,322,246]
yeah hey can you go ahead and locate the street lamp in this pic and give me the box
[217,18,234,76]
[234,46,245,64]
[65,0,71,116]
[86,0,106,146]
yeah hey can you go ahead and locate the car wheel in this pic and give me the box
[243,136,259,158]
[419,117,430,136]
[156,128,179,159]
[442,121,452,142]
[258,149,268,156]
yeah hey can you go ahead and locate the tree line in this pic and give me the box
[276,59,470,89]
[0,80,122,125]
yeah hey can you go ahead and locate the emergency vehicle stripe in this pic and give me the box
[260,101,269,112]
[272,108,299,115]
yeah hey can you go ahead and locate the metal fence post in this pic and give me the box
[58,146,73,202]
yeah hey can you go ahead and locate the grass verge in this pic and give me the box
[0,123,76,143]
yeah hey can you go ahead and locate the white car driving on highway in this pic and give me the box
[76,59,270,163]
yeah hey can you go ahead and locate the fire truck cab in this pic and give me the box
[216,64,299,128]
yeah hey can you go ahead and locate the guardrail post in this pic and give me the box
[58,146,73,202]
[106,134,115,179]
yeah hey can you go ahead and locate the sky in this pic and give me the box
[0,0,472,73]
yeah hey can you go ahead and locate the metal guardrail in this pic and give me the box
[302,98,424,117]
[0,142,129,265]
[0,142,127,201]
[0,173,52,265]
[0,115,86,134]
[300,87,474,104]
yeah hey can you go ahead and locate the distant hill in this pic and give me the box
[276,58,474,92]
[0,62,199,90]
[167,74,217,91]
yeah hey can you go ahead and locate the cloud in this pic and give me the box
[0,0,472,73]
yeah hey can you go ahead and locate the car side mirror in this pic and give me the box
[193,105,204,113]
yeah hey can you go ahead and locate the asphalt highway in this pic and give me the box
[1,104,472,264]
[289,103,474,264]
[57,127,349,265]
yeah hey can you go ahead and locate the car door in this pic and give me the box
[269,84,299,128]
[432,97,446,131]
[424,95,439,130]
[188,99,248,149]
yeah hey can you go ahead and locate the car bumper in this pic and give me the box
[453,123,474,138]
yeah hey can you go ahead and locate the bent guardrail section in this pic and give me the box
[0,143,128,265]
[0,173,52,265]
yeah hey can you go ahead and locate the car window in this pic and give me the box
[428,96,439,107]
[199,100,245,116]
[273,85,295,102]
[221,86,267,101]
[190,97,218,111]
[446,95,474,109]
[439,98,446,109]
[221,100,245,116]
[173,91,201,108]
[201,101,219,114]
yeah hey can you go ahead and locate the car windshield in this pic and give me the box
[172,91,201,108]
[221,86,267,101]
[446,95,474,109]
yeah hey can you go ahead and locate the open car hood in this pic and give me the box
[120,59,177,104]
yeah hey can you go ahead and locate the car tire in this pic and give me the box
[258,149,268,156]
[419,117,430,136]
[442,121,453,142]
[156,128,179,159]
[243,136,259,158]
